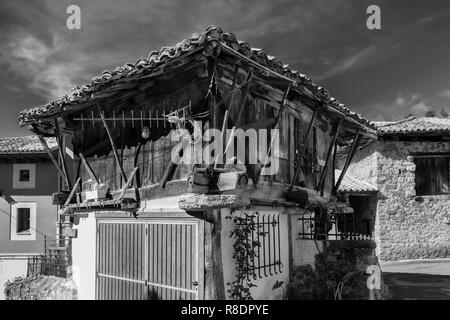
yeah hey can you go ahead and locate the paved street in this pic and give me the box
[381,261,450,300]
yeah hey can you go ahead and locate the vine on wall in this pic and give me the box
[226,208,265,300]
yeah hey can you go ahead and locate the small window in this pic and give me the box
[10,202,36,241]
[415,156,449,195]
[19,169,30,182]
[16,208,31,234]
[13,164,36,189]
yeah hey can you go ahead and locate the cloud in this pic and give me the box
[440,90,450,99]
[3,33,80,98]
[394,92,421,106]
[409,102,434,116]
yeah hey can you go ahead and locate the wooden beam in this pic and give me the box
[79,152,99,184]
[64,177,81,207]
[316,119,342,194]
[33,126,67,183]
[335,133,362,193]
[118,167,139,200]
[214,64,239,168]
[97,104,127,183]
[289,106,320,190]
[54,119,72,190]
[222,72,253,158]
[204,209,226,300]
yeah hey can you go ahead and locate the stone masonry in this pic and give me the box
[347,140,450,262]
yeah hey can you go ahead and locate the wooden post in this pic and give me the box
[214,64,239,168]
[222,72,253,158]
[118,167,139,200]
[33,126,67,185]
[63,177,81,207]
[316,119,342,194]
[97,104,127,183]
[54,119,72,190]
[335,132,362,193]
[289,105,320,190]
[204,209,225,300]
[79,152,100,184]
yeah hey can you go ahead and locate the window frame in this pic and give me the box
[10,202,37,241]
[12,164,36,189]
[414,155,450,196]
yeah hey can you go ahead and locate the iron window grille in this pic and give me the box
[298,210,372,240]
[235,212,282,280]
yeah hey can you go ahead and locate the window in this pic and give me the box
[13,164,36,189]
[16,208,31,234]
[19,169,30,182]
[10,202,36,241]
[415,156,449,196]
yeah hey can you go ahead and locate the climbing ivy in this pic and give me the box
[226,208,263,300]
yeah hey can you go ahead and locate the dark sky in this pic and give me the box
[1,0,450,137]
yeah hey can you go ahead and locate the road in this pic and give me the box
[381,261,450,300]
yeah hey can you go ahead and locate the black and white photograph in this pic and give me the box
[0,0,450,306]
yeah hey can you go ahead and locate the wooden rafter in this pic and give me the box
[334,132,363,193]
[289,105,320,190]
[316,119,342,194]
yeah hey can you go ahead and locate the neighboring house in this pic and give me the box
[18,27,380,300]
[343,116,450,262]
[0,135,59,299]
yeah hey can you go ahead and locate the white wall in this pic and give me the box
[71,213,97,300]
[221,207,290,300]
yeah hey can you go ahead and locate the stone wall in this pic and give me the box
[375,140,450,261]
[349,140,450,261]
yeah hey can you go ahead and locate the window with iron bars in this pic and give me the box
[298,208,372,240]
[233,211,283,280]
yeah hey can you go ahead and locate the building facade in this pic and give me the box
[345,117,450,262]
[0,136,59,299]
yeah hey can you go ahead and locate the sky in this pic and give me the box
[1,0,450,137]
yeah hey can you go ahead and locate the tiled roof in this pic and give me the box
[335,169,377,193]
[0,135,57,154]
[19,26,373,129]
[373,116,450,135]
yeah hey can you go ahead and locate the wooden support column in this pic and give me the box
[335,132,363,193]
[214,64,239,168]
[33,125,67,186]
[204,209,225,300]
[133,141,143,188]
[54,119,72,190]
[79,153,99,184]
[289,105,320,190]
[97,104,127,183]
[316,119,342,194]
[222,72,253,158]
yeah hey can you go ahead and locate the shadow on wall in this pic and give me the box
[287,240,390,300]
